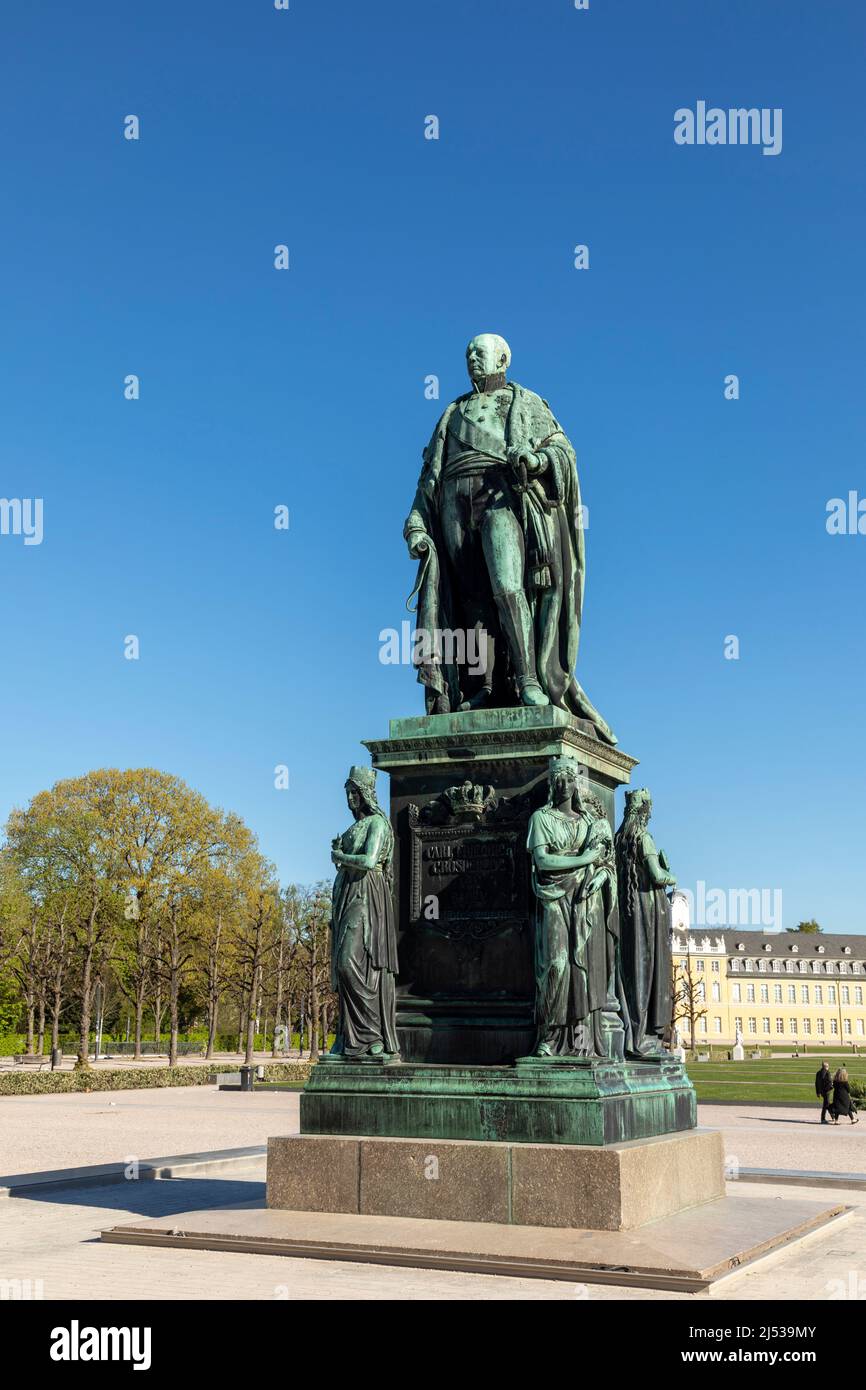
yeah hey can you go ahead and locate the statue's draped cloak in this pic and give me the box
[330,812,399,1056]
[618,830,673,1054]
[406,382,591,716]
[526,807,621,1053]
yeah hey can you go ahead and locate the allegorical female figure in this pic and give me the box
[526,756,623,1057]
[329,765,399,1059]
[615,788,677,1058]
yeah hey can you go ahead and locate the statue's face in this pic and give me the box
[346,785,361,815]
[466,334,509,384]
[551,771,576,804]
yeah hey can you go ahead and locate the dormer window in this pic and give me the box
[789,944,799,954]
[763,943,772,952]
[817,946,825,954]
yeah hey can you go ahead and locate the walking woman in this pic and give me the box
[831,1067,860,1125]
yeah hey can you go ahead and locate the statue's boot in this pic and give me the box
[459,685,493,711]
[493,587,549,707]
[458,620,495,711]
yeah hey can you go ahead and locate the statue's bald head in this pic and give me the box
[466,334,511,386]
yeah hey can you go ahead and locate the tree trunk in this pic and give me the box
[36,1000,46,1056]
[26,1002,35,1055]
[76,950,93,1070]
[206,995,219,1060]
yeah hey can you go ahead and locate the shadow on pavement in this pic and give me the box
[8,1172,266,1219]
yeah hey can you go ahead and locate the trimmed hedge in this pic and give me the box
[0,1060,314,1097]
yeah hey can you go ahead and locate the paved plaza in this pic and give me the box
[1,1086,864,1301]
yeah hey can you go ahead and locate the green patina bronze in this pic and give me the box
[313,336,695,1149]
[404,334,615,742]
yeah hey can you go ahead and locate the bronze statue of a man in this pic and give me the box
[404,333,615,743]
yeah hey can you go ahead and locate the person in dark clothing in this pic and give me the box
[816,1060,833,1123]
[830,1067,860,1125]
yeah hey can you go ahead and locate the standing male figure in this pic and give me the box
[816,1058,833,1124]
[404,333,615,741]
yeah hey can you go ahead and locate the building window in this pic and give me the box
[803,1018,812,1034]
[747,984,756,1003]
[714,1017,722,1033]
[776,1018,784,1034]
[812,961,821,974]
[748,1017,757,1034]
[712,982,721,1002]
[772,960,780,973]
[774,984,783,1003]
[760,984,769,1003]
[856,987,863,1005]
[787,985,796,1003]
[711,960,720,973]
[762,1017,771,1034]
[840,961,848,974]
[844,1019,852,1035]
[842,986,850,1005]
[731,959,741,973]
[697,960,705,972]
[853,962,861,974]
[785,962,794,973]
[798,961,807,974]
[831,1019,839,1035]
[815,985,823,1004]
[758,959,767,973]
[801,985,809,1003]
[790,1019,798,1034]
[817,1019,825,1035]
[858,1021,865,1037]
[829,986,837,1004]
[732,984,742,1003]
[699,1017,707,1034]
[745,960,753,972]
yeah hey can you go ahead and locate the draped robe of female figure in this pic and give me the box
[527,804,621,1056]
[616,827,673,1057]
[330,810,399,1057]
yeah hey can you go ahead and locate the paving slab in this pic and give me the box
[101,1193,850,1293]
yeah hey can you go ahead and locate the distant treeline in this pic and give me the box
[0,768,336,1066]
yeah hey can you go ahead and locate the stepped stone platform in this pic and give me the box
[101,1193,851,1293]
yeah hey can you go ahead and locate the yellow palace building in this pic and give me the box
[670,929,866,1050]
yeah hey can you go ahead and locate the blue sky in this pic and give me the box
[1,1,864,931]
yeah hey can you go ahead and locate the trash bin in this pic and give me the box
[239,1065,253,1091]
[50,1047,63,1070]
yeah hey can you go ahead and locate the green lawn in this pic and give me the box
[687,1056,866,1105]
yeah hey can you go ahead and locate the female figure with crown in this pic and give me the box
[329,765,400,1059]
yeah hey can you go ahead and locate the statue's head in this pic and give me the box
[547,754,581,806]
[345,765,380,818]
[624,787,652,824]
[466,333,511,386]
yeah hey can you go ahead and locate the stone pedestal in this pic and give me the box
[267,1128,724,1231]
[364,707,637,1065]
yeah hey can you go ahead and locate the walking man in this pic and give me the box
[816,1059,833,1124]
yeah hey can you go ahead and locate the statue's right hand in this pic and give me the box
[406,529,432,560]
